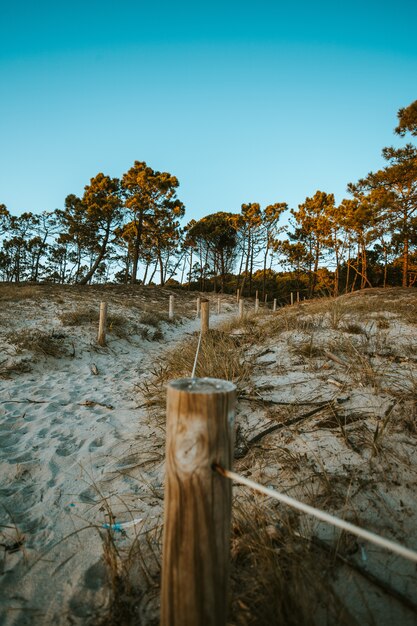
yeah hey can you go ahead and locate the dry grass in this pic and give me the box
[292,336,325,359]
[59,308,139,340]
[59,308,99,326]
[7,329,70,358]
[228,499,352,626]
[139,311,176,327]
[342,322,367,335]
[0,284,42,301]
[0,358,32,377]
[138,328,252,411]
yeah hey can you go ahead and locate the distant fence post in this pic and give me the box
[236,288,240,302]
[239,298,244,320]
[255,295,259,313]
[290,292,294,306]
[273,298,277,312]
[201,299,210,333]
[161,378,236,626]
[97,301,107,346]
[196,297,201,318]
[169,295,174,319]
[296,291,300,304]
[217,296,221,315]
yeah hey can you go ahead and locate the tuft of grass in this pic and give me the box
[59,308,99,326]
[327,300,347,330]
[342,322,367,335]
[0,284,41,301]
[138,328,252,410]
[60,308,133,339]
[293,336,325,359]
[151,329,164,342]
[165,329,251,383]
[7,329,69,358]
[140,311,176,327]
[229,500,351,626]
[0,358,32,377]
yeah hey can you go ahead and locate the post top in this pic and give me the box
[169,377,235,394]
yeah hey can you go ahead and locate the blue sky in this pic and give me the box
[1,1,416,224]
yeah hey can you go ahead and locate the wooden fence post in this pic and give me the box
[296,291,300,304]
[97,301,107,346]
[217,296,221,315]
[239,298,244,320]
[290,292,294,306]
[236,288,240,302]
[201,299,209,333]
[255,296,259,313]
[196,297,201,318]
[169,295,174,319]
[161,378,236,626]
[273,298,277,312]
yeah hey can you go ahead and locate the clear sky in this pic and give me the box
[1,0,416,223]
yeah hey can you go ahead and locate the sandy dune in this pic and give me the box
[0,285,237,625]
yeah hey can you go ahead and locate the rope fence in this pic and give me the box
[213,463,417,564]
[158,291,417,626]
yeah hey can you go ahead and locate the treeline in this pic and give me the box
[1,101,416,298]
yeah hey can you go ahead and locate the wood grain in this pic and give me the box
[200,299,209,334]
[97,301,107,346]
[161,378,236,626]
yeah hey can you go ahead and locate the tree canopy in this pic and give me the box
[1,100,417,294]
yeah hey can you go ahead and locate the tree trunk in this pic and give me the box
[249,241,254,296]
[142,261,150,285]
[383,245,388,288]
[402,236,409,288]
[311,244,320,296]
[158,252,164,286]
[79,226,110,285]
[33,234,48,281]
[188,249,193,289]
[148,261,158,285]
[131,215,143,284]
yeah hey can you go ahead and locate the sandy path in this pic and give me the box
[0,303,235,625]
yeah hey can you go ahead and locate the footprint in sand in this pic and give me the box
[79,486,99,504]
[88,437,104,452]
[8,451,33,463]
[55,435,83,456]
[0,432,24,449]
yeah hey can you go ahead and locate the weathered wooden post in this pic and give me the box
[201,299,210,333]
[239,298,244,320]
[273,298,277,312]
[236,288,240,302]
[169,295,175,320]
[255,295,259,313]
[217,296,221,315]
[161,378,236,626]
[296,291,300,304]
[265,294,268,304]
[290,292,294,306]
[196,297,201,318]
[97,301,107,346]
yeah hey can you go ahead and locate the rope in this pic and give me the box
[191,331,203,379]
[213,464,417,563]
[102,517,143,532]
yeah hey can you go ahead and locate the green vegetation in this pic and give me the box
[1,100,416,300]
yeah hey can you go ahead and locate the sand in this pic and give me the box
[1,285,417,625]
[0,285,237,625]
